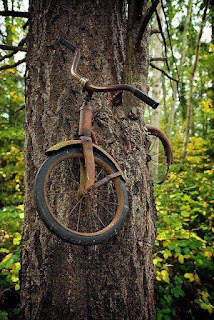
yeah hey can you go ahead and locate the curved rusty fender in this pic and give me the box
[46,140,126,181]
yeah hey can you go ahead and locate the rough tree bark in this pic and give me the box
[20,1,156,319]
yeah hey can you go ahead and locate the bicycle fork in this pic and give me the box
[77,94,95,195]
[77,94,122,196]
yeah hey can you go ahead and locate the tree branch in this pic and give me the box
[18,37,27,47]
[135,0,160,49]
[191,0,209,78]
[23,20,29,29]
[150,29,161,35]
[0,58,26,71]
[0,38,26,62]
[154,10,169,67]
[155,7,181,101]
[150,57,167,62]
[0,50,16,62]
[150,63,179,82]
[0,10,29,18]
[160,0,179,79]
[0,44,27,52]
[15,105,25,113]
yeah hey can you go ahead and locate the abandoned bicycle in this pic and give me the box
[34,38,173,245]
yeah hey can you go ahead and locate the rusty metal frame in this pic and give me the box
[80,136,95,191]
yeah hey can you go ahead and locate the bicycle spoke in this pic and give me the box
[149,151,161,157]
[150,159,167,171]
[96,199,119,206]
[67,159,80,187]
[95,168,104,181]
[46,190,77,197]
[96,188,116,195]
[96,200,114,217]
[88,203,105,227]
[89,204,94,232]
[149,136,158,151]
[76,201,82,231]
[149,160,159,167]
[69,196,85,215]
[66,159,80,186]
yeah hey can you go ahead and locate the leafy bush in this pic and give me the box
[0,119,24,319]
[0,205,23,320]
[154,135,214,319]
[0,124,24,207]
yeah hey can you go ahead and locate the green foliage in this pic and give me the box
[154,136,214,319]
[0,205,23,319]
[0,124,24,206]
[150,3,214,316]
[0,69,25,124]
[0,1,26,316]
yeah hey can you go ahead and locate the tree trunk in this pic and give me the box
[166,80,177,138]
[166,0,192,139]
[3,0,15,125]
[182,0,209,163]
[162,76,168,124]
[20,1,156,319]
[150,4,162,178]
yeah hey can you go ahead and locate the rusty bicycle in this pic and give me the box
[34,38,173,245]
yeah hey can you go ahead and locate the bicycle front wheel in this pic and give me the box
[34,146,129,245]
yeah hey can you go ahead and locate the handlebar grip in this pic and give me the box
[134,89,159,109]
[58,38,76,52]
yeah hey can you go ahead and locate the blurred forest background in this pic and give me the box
[0,0,213,319]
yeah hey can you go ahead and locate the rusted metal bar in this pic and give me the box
[78,104,92,136]
[80,136,95,191]
[90,172,121,190]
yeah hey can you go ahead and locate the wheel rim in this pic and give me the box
[147,134,169,184]
[44,152,124,236]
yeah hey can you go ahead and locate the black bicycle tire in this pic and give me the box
[34,146,129,245]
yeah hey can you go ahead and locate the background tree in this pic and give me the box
[182,0,210,162]
[0,1,26,318]
[146,1,214,318]
[150,4,163,178]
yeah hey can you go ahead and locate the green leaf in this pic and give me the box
[178,255,184,264]
[181,211,190,217]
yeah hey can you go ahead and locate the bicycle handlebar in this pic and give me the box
[133,89,158,108]
[58,38,76,52]
[58,38,159,109]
